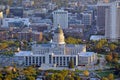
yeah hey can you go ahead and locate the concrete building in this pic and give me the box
[10,7,24,17]
[53,10,68,29]
[105,1,120,41]
[14,25,97,67]
[96,2,110,34]
[18,27,43,42]
[0,31,8,40]
[82,13,92,26]
[2,18,30,28]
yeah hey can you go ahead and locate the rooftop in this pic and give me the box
[15,51,33,56]
[78,52,96,57]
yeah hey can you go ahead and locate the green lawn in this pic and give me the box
[95,70,119,78]
[96,70,114,77]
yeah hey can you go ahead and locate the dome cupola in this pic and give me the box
[53,24,65,45]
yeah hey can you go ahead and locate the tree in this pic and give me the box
[112,58,118,64]
[69,59,74,68]
[105,55,112,62]
[102,77,109,80]
[74,76,81,80]
[109,43,117,51]
[54,73,64,80]
[114,64,120,76]
[0,73,2,80]
[26,76,35,80]
[83,70,89,77]
[46,74,55,80]
[107,74,114,80]
[60,70,69,79]
[112,53,118,59]
[65,76,74,80]
[0,43,8,50]
[96,42,102,50]
[65,37,82,44]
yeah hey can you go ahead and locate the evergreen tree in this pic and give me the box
[69,58,74,68]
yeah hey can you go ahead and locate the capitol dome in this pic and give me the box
[53,25,65,44]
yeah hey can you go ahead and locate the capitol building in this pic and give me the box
[15,25,97,67]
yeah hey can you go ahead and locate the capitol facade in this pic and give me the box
[14,25,97,67]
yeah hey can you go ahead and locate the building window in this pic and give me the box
[56,57,59,65]
[25,57,28,65]
[49,55,51,64]
[43,57,45,63]
[60,57,62,66]
[39,57,41,65]
[29,57,31,63]
[36,57,38,63]
[53,57,55,64]
[33,57,35,63]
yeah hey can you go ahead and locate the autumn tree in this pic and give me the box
[46,74,55,80]
[65,76,74,80]
[26,76,35,80]
[102,77,109,80]
[95,42,102,51]
[65,37,82,44]
[54,73,64,80]
[107,74,114,80]
[112,58,118,64]
[112,52,118,59]
[60,70,69,79]
[83,70,89,77]
[105,55,112,62]
[74,76,81,80]
[109,43,117,51]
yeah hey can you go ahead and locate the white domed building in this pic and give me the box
[14,25,97,67]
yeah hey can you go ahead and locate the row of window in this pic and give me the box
[25,56,45,65]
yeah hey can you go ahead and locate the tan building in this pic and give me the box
[0,31,8,40]
[18,27,43,42]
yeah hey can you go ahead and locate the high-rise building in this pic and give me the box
[96,2,110,34]
[53,10,68,29]
[105,1,120,41]
[82,13,92,26]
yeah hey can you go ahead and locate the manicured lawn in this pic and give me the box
[95,70,119,78]
[96,70,114,77]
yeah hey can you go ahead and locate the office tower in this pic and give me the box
[53,10,68,29]
[82,13,92,26]
[105,1,120,41]
[96,2,110,34]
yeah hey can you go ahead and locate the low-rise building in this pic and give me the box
[2,18,30,28]
[14,25,97,67]
[18,27,43,42]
